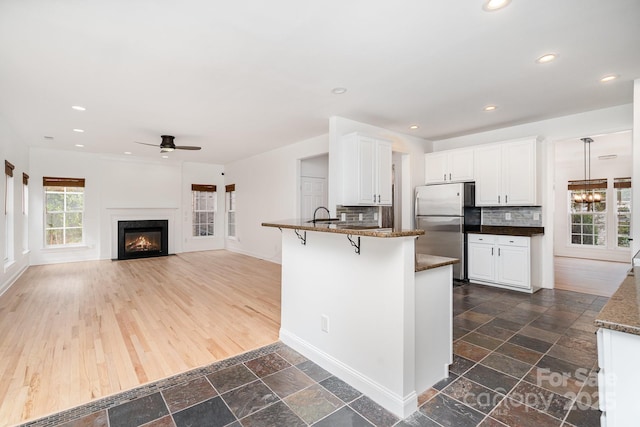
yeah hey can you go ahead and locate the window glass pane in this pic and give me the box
[46,229,63,245]
[65,212,83,227]
[66,191,84,210]
[65,228,83,244]
[46,212,64,228]
[207,224,214,235]
[46,192,64,211]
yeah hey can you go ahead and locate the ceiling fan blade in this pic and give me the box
[134,141,160,147]
[175,146,201,150]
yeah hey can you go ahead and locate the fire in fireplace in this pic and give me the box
[118,220,168,260]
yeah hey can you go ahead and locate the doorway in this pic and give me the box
[299,154,328,219]
[552,130,632,294]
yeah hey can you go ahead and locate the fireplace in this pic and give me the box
[118,220,169,260]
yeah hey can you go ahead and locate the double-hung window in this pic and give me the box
[5,160,15,263]
[568,179,607,246]
[226,184,236,238]
[614,177,632,248]
[43,177,85,246]
[192,184,216,237]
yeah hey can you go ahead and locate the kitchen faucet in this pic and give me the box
[312,206,331,223]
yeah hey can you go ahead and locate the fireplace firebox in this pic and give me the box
[118,220,169,260]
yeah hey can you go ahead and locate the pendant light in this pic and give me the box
[573,137,601,204]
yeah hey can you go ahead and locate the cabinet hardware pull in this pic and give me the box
[378,194,381,203]
[505,195,508,203]
[491,247,493,255]
[449,173,451,180]
[498,195,500,203]
[444,173,446,181]
[498,248,501,256]
[373,195,376,203]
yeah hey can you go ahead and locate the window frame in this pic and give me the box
[191,184,217,238]
[43,177,85,248]
[567,179,607,248]
[614,178,632,249]
[225,184,236,239]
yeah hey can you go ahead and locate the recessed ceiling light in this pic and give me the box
[483,0,511,11]
[44,136,54,140]
[124,151,132,155]
[161,155,169,159]
[75,144,84,148]
[483,105,498,111]
[71,106,86,111]
[409,125,419,130]
[536,53,557,64]
[331,87,347,95]
[600,74,618,83]
[73,128,84,133]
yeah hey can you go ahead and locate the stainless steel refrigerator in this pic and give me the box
[415,182,480,281]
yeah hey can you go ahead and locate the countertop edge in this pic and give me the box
[595,271,639,336]
[415,254,459,272]
[262,221,424,238]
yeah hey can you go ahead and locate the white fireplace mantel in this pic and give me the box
[106,208,179,260]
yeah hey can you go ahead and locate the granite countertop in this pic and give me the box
[471,226,545,237]
[262,219,424,238]
[595,268,639,335]
[415,254,459,272]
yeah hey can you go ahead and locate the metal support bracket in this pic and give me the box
[294,229,307,245]
[347,235,361,255]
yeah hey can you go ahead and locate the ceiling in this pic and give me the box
[1,0,639,164]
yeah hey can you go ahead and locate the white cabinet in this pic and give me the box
[597,327,640,426]
[474,137,540,206]
[424,149,474,184]
[468,234,541,293]
[342,133,392,206]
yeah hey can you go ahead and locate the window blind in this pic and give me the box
[42,177,85,188]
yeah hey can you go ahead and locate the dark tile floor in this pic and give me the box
[19,284,605,427]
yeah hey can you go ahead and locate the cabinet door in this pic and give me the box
[474,145,502,206]
[425,152,448,184]
[357,137,376,204]
[448,149,474,182]
[503,140,537,205]
[496,245,529,288]
[376,141,393,205]
[467,242,495,281]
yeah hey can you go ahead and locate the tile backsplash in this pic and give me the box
[481,206,542,227]
[335,205,379,226]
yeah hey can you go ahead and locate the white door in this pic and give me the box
[300,177,327,220]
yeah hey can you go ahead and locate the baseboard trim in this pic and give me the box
[280,329,418,418]
[0,263,28,298]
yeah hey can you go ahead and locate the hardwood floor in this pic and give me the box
[0,251,281,426]
[554,255,630,297]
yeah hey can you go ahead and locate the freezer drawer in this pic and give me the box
[415,216,464,280]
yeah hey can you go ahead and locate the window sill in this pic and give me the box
[192,235,216,239]
[41,245,92,252]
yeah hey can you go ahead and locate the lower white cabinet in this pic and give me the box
[596,327,640,426]
[467,233,541,293]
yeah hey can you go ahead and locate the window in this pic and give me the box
[226,184,236,238]
[568,179,607,246]
[43,177,85,246]
[5,160,15,263]
[192,184,216,237]
[615,177,632,248]
[22,173,29,252]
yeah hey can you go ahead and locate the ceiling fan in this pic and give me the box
[134,135,201,152]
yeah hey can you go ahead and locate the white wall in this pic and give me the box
[0,115,30,295]
[433,104,634,288]
[328,116,432,228]
[29,148,225,265]
[554,132,632,262]
[300,154,328,178]
[224,133,329,262]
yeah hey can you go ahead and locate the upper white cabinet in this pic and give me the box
[424,148,474,184]
[474,137,541,206]
[342,133,392,206]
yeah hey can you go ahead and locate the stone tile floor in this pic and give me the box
[20,284,605,427]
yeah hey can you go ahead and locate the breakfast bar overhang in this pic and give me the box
[262,220,458,418]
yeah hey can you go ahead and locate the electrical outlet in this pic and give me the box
[358,213,363,221]
[533,212,540,221]
[341,213,346,221]
[321,315,329,333]
[374,212,378,220]
[505,212,512,220]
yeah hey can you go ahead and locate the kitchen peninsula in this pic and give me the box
[262,219,457,418]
